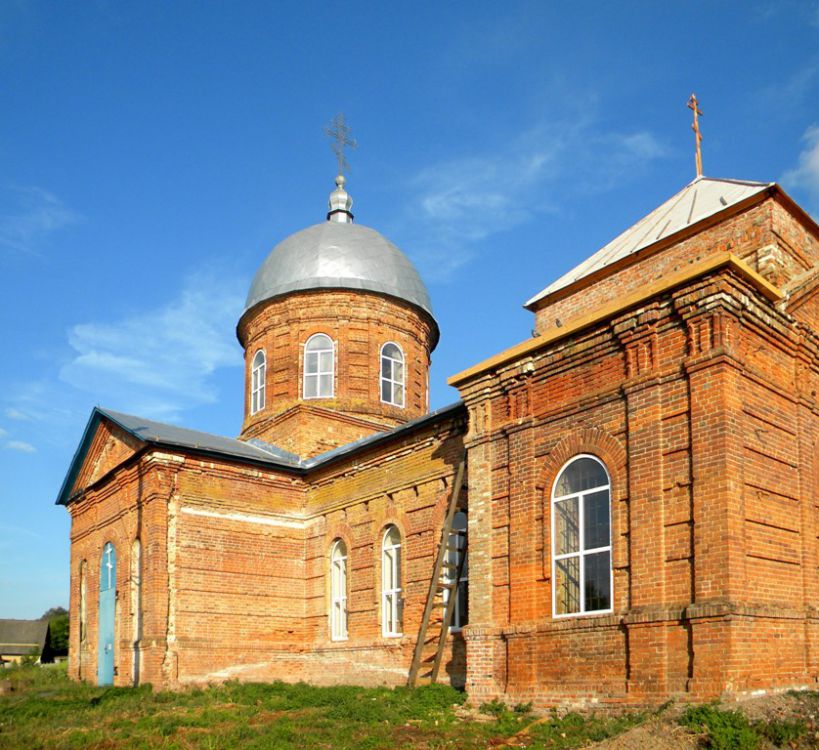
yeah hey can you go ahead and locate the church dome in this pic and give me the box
[244,221,435,320]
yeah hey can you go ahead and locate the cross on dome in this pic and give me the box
[324,113,357,176]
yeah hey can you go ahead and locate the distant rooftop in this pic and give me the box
[525,176,773,309]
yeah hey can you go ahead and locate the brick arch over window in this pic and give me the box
[537,428,627,582]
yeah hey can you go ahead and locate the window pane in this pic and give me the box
[305,352,318,374]
[555,457,608,496]
[393,360,403,382]
[554,497,579,555]
[319,374,332,396]
[381,357,392,378]
[385,548,394,587]
[584,551,611,612]
[304,375,317,399]
[382,343,400,359]
[392,382,404,407]
[555,556,580,615]
[319,351,333,372]
[307,334,331,352]
[584,490,611,550]
[381,380,392,402]
[457,580,468,626]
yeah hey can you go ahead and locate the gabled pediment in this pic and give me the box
[56,409,146,505]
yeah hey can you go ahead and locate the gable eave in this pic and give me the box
[524,182,782,313]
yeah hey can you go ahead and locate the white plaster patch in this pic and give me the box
[181,505,310,529]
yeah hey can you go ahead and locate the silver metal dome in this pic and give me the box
[244,221,435,321]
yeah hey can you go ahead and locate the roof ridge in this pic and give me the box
[524,176,774,308]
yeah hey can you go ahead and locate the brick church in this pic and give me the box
[59,161,819,706]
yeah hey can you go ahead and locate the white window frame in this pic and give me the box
[443,510,468,631]
[380,342,405,408]
[304,334,335,399]
[251,349,266,414]
[330,539,348,641]
[381,526,403,637]
[551,454,613,619]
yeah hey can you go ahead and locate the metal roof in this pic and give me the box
[525,176,773,308]
[0,619,50,657]
[245,221,436,323]
[102,409,302,465]
[56,402,466,504]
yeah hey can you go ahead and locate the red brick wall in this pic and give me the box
[67,411,468,690]
[67,455,171,688]
[532,198,819,335]
[455,261,819,708]
[237,290,435,457]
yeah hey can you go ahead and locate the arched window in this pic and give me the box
[444,510,468,630]
[304,334,334,399]
[381,526,403,636]
[251,350,266,414]
[380,343,405,407]
[330,540,348,640]
[551,455,612,617]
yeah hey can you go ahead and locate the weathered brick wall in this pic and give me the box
[532,198,819,336]
[300,416,467,687]
[237,290,436,457]
[67,409,469,690]
[455,259,819,708]
[67,454,172,688]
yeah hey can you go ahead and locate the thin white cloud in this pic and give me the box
[6,440,35,453]
[0,186,80,255]
[405,118,668,279]
[782,125,819,212]
[5,407,31,421]
[0,427,6,438]
[59,270,245,422]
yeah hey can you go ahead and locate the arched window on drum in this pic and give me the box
[250,349,266,414]
[304,334,334,399]
[380,342,405,407]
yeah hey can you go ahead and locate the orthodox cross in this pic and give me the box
[324,113,357,175]
[687,93,704,178]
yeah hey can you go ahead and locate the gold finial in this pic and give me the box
[324,113,357,175]
[687,93,704,178]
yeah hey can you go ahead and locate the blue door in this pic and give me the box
[98,542,116,686]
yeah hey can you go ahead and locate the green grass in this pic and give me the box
[0,663,648,750]
[679,703,808,749]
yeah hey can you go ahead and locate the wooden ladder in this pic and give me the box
[407,457,467,687]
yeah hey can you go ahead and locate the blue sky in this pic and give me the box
[2,1,818,618]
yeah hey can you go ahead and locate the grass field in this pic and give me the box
[0,664,648,749]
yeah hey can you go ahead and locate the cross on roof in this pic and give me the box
[687,93,704,178]
[324,113,357,175]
